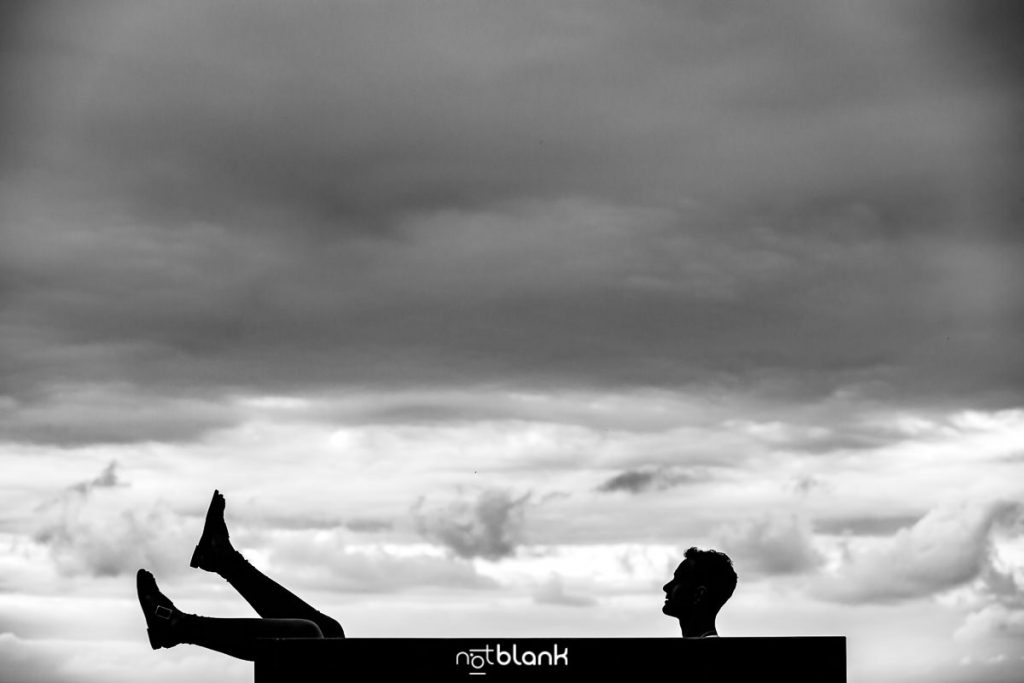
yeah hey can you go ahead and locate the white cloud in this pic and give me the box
[532,575,597,608]
[715,514,824,576]
[814,501,1022,604]
[0,633,80,683]
[0,632,249,683]
[264,534,497,593]
[414,489,531,560]
[956,604,1024,642]
[30,463,194,579]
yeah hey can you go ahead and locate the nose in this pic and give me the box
[662,580,673,593]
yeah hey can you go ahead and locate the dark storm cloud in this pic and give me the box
[6,0,987,228]
[598,470,659,494]
[2,0,1022,431]
[922,0,1024,92]
[596,467,702,494]
[3,0,636,229]
[906,0,1024,243]
[0,385,240,446]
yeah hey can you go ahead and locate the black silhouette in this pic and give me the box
[662,547,737,638]
[137,490,344,661]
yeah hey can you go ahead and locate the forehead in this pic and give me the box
[673,560,694,580]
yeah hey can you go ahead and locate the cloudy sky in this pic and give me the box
[1,1,1022,681]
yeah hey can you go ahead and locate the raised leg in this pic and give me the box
[191,490,345,638]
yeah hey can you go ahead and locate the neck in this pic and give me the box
[678,614,717,638]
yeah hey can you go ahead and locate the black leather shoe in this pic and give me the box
[190,489,235,573]
[136,569,180,649]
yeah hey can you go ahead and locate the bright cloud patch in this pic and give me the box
[814,501,1023,604]
[715,514,825,576]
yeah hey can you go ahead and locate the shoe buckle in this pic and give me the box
[154,605,173,620]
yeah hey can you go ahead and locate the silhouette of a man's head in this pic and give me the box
[662,547,737,635]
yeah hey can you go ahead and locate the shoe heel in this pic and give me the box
[189,545,203,569]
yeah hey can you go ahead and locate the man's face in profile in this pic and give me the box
[662,560,696,619]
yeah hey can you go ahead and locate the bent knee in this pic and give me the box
[288,619,325,639]
[318,615,345,639]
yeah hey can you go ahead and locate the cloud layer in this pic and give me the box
[2,0,1023,449]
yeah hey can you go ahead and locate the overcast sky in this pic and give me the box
[2,2,1023,682]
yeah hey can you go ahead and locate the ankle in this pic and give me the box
[174,612,198,646]
[217,547,250,579]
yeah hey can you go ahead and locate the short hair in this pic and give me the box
[684,547,737,611]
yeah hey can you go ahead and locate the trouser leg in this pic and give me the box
[179,615,325,661]
[219,552,345,638]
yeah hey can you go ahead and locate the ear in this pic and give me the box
[693,585,706,604]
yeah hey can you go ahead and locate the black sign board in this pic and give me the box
[255,637,846,682]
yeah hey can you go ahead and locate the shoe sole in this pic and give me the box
[190,490,221,570]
